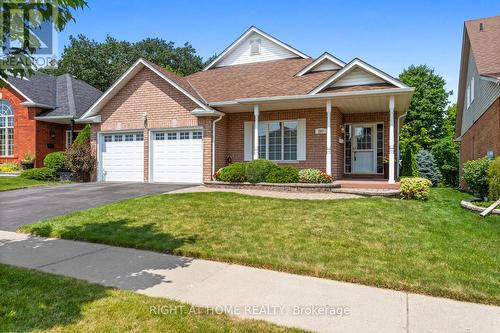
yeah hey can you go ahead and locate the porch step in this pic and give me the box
[331,188,400,197]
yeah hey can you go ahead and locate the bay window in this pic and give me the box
[0,100,13,156]
[257,120,297,161]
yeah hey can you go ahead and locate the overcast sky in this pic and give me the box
[58,0,500,103]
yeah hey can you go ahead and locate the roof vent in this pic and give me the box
[479,22,484,31]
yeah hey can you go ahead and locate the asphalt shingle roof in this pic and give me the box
[5,72,102,118]
[465,15,500,79]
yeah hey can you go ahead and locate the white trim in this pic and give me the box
[203,26,309,71]
[343,122,384,175]
[326,99,332,175]
[388,95,395,184]
[209,87,415,107]
[309,58,408,95]
[212,115,223,179]
[65,130,81,148]
[2,80,35,104]
[252,118,301,162]
[82,59,213,119]
[296,52,346,76]
[480,75,500,84]
[253,105,259,160]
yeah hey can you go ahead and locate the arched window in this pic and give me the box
[0,100,13,156]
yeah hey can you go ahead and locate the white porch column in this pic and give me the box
[326,99,332,176]
[389,96,395,184]
[253,104,259,160]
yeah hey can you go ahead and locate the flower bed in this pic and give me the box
[205,180,339,193]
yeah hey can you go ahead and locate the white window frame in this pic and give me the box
[65,130,81,148]
[257,120,298,162]
[470,76,475,104]
[344,122,383,174]
[0,100,14,157]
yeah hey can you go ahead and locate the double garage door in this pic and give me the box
[99,129,203,183]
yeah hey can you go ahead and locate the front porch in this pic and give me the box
[213,90,412,188]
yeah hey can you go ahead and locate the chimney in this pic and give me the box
[479,22,484,31]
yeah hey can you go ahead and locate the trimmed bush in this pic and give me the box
[463,157,491,199]
[20,167,58,181]
[299,168,333,183]
[415,149,442,186]
[245,159,277,183]
[488,157,500,200]
[265,166,299,183]
[431,137,460,187]
[400,177,432,200]
[400,148,418,177]
[43,152,66,172]
[217,162,247,182]
[65,142,96,182]
[0,163,21,172]
[73,124,91,145]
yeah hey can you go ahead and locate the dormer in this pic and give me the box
[296,52,346,76]
[203,26,309,70]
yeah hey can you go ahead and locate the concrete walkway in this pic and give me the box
[170,185,362,200]
[1,231,498,333]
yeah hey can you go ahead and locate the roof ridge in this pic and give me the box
[65,74,77,117]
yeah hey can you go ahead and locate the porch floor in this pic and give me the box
[333,179,400,190]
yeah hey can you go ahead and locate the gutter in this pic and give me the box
[211,114,224,179]
[397,112,407,178]
[209,87,415,107]
[21,102,54,109]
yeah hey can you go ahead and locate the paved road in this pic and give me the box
[0,182,193,231]
[1,231,498,333]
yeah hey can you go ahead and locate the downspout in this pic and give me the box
[396,112,407,178]
[211,115,224,180]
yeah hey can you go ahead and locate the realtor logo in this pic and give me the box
[0,0,58,69]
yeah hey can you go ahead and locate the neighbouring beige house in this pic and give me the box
[456,15,500,186]
[79,26,414,185]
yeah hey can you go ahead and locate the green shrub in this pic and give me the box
[488,157,500,200]
[463,157,491,199]
[217,162,247,182]
[415,149,442,186]
[73,124,91,145]
[43,152,66,172]
[0,163,21,172]
[265,166,299,183]
[400,148,418,177]
[65,142,95,182]
[400,177,432,200]
[299,168,333,183]
[431,136,460,187]
[245,159,277,183]
[20,167,58,181]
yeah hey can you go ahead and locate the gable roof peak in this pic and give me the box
[203,26,309,71]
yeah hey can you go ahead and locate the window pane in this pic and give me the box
[192,131,202,139]
[345,125,352,173]
[377,124,384,173]
[167,132,177,140]
[155,133,165,140]
[7,128,13,155]
[0,128,4,156]
[180,132,190,140]
[355,127,372,150]
[258,123,266,159]
[104,135,112,142]
[125,134,134,141]
[283,121,297,160]
[114,135,123,142]
[268,122,282,160]
[136,133,144,141]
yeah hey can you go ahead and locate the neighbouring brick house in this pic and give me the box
[81,26,414,184]
[456,15,500,187]
[0,72,102,167]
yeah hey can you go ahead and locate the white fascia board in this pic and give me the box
[21,101,54,109]
[480,75,500,84]
[203,26,310,71]
[2,80,35,103]
[81,58,213,119]
[309,58,409,95]
[209,87,415,106]
[75,115,101,123]
[191,108,225,116]
[296,52,346,76]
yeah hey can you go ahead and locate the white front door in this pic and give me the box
[100,132,144,182]
[150,129,203,183]
[352,125,375,173]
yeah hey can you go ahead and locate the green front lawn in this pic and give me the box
[20,188,500,305]
[0,176,61,191]
[0,264,298,332]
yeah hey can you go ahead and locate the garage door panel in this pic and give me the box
[151,130,203,184]
[100,133,144,182]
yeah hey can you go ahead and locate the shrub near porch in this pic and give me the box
[20,188,500,305]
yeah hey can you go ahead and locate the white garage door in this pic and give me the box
[151,129,203,183]
[100,132,144,182]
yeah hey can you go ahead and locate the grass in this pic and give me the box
[0,176,62,191]
[0,264,299,332]
[20,188,500,305]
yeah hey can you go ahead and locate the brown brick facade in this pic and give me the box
[460,97,500,186]
[0,86,77,167]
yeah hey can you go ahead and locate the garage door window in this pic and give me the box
[167,132,177,140]
[114,135,123,142]
[155,133,165,140]
[180,132,190,140]
[104,135,112,142]
[125,134,134,141]
[192,131,202,139]
[136,133,143,141]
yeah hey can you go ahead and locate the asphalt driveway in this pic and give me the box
[0,182,193,231]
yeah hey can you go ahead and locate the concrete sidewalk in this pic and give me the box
[1,231,498,333]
